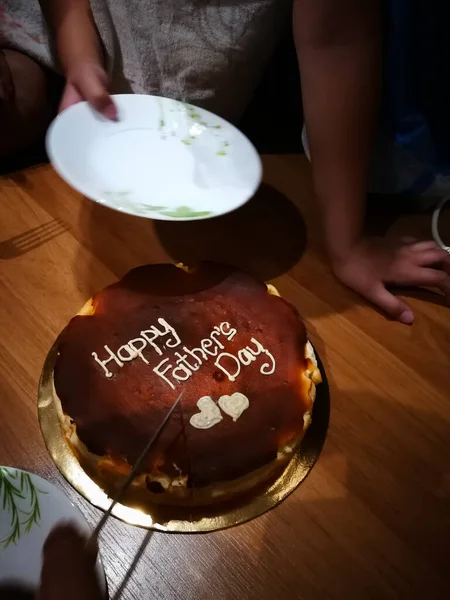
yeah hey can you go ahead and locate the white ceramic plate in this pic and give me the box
[0,467,106,594]
[46,95,262,221]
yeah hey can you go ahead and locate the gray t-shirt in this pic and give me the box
[1,0,290,120]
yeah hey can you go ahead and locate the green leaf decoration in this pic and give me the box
[159,206,213,219]
[181,139,191,145]
[140,205,166,212]
[0,468,47,551]
[216,150,227,156]
[134,204,212,219]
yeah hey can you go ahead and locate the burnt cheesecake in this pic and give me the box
[53,263,321,506]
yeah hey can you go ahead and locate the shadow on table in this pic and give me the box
[74,182,307,297]
[74,199,157,298]
[0,219,70,260]
[111,530,153,600]
[154,183,307,281]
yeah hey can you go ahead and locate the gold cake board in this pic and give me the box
[38,335,330,533]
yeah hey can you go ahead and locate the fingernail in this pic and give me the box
[399,310,414,325]
[103,104,118,121]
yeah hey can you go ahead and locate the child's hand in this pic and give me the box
[37,523,104,600]
[333,237,450,324]
[59,61,117,120]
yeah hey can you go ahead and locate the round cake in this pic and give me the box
[53,263,321,507]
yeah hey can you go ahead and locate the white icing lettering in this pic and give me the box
[183,345,207,364]
[160,318,181,349]
[175,351,199,372]
[172,362,192,382]
[117,344,138,362]
[128,338,149,364]
[91,319,276,389]
[210,327,225,350]
[201,338,218,357]
[248,337,276,375]
[219,322,237,340]
[140,328,164,356]
[141,318,181,356]
[153,358,175,390]
[92,345,123,378]
[237,348,256,366]
[214,352,241,382]
[213,337,276,384]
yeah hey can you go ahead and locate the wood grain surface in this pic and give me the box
[0,156,449,599]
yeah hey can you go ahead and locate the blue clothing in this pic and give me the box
[371,0,450,195]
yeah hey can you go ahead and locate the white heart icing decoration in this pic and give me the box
[189,396,223,430]
[218,392,249,422]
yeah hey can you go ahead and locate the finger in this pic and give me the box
[84,531,100,567]
[76,69,117,120]
[59,83,83,113]
[409,240,441,252]
[394,264,450,297]
[40,524,102,600]
[366,283,414,325]
[413,248,450,267]
[43,523,84,554]
[43,523,98,571]
[416,268,450,299]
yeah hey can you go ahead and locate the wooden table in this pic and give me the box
[1,156,449,599]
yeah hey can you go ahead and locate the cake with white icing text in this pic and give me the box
[53,263,321,507]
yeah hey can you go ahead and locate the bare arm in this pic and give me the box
[39,0,116,116]
[293,0,381,262]
[40,0,102,73]
[293,0,450,323]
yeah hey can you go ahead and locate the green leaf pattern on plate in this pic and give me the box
[159,206,212,218]
[0,468,47,550]
[159,100,230,155]
[137,204,213,218]
[102,195,214,219]
[101,100,231,216]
